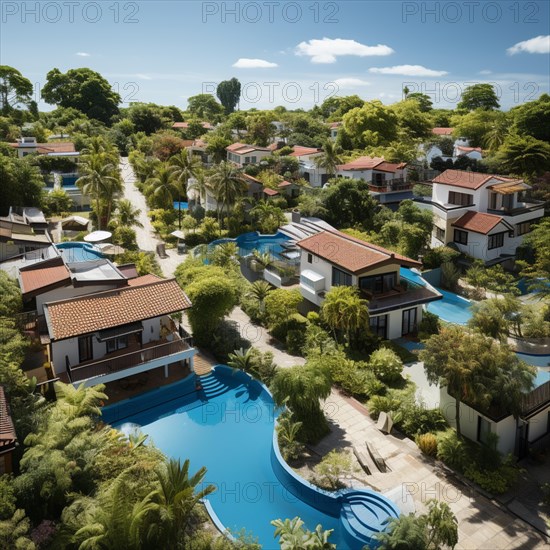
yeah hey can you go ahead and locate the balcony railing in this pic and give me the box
[368,179,412,193]
[487,201,545,217]
[363,279,441,313]
[66,337,193,384]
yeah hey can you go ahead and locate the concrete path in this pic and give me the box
[119,157,183,278]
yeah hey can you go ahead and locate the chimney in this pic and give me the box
[291,210,301,223]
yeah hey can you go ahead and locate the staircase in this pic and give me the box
[198,372,230,399]
[339,490,399,548]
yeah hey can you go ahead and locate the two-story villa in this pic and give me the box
[336,157,412,204]
[417,170,545,265]
[296,231,442,339]
[226,143,274,166]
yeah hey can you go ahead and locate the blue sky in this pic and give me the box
[2,1,549,111]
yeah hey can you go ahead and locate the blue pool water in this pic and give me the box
[55,242,105,263]
[173,201,189,211]
[103,367,399,548]
[516,278,550,296]
[211,231,291,260]
[400,268,474,325]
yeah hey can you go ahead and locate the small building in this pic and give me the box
[416,169,545,265]
[9,137,77,159]
[296,230,441,339]
[0,214,53,262]
[172,121,214,132]
[0,386,17,474]
[42,276,197,388]
[226,143,273,166]
[290,146,327,188]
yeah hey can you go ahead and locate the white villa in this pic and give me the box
[335,157,412,204]
[226,142,273,166]
[296,230,442,340]
[416,169,545,265]
[42,275,196,388]
[289,146,326,188]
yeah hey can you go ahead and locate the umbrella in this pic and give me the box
[170,230,186,240]
[97,243,125,255]
[61,215,89,231]
[84,230,112,243]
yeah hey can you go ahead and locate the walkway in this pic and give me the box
[119,157,183,278]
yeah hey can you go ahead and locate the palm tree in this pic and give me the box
[187,171,208,206]
[77,156,119,230]
[169,150,202,228]
[207,161,247,226]
[227,347,254,371]
[111,199,144,230]
[248,280,272,313]
[145,163,178,210]
[147,458,215,547]
[483,112,510,152]
[250,200,286,234]
[320,286,369,345]
[314,141,343,178]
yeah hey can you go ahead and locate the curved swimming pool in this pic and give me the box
[56,242,105,263]
[102,367,399,548]
[210,231,291,260]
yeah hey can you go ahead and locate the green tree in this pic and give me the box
[271,363,332,443]
[0,509,35,550]
[406,93,433,112]
[144,163,178,210]
[272,517,335,550]
[312,450,354,490]
[110,199,144,230]
[126,103,165,135]
[321,286,369,346]
[186,94,224,120]
[1,156,45,214]
[246,112,277,146]
[519,217,550,297]
[0,65,34,115]
[169,149,202,228]
[314,141,343,177]
[216,78,241,114]
[342,100,398,148]
[43,188,73,216]
[320,94,364,119]
[457,84,500,111]
[510,93,550,142]
[264,289,303,330]
[207,161,247,226]
[494,134,550,176]
[247,280,273,314]
[42,68,120,123]
[250,200,286,234]
[391,100,433,140]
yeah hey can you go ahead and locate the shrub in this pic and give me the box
[367,395,401,420]
[422,246,460,269]
[418,311,440,337]
[416,433,438,457]
[276,411,304,462]
[311,450,354,491]
[437,430,468,472]
[395,402,447,437]
[286,329,306,355]
[440,261,460,291]
[464,458,520,494]
[327,356,385,398]
[368,348,404,384]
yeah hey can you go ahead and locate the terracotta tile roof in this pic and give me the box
[296,230,421,274]
[263,187,279,196]
[19,261,70,296]
[126,274,163,286]
[432,169,516,190]
[11,142,75,154]
[337,156,386,171]
[375,161,407,173]
[289,146,323,157]
[452,211,510,235]
[172,122,213,130]
[44,278,191,341]
[431,127,454,135]
[226,142,271,154]
[456,146,482,153]
[278,180,293,188]
[327,122,342,129]
[0,387,17,452]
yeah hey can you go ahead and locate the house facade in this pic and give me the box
[226,143,273,166]
[0,214,52,262]
[416,170,545,265]
[290,146,327,188]
[296,231,442,340]
[336,157,412,204]
[42,276,196,388]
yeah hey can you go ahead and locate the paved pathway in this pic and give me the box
[119,157,183,278]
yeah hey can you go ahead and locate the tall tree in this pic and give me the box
[169,149,202,228]
[495,134,550,176]
[314,141,343,177]
[42,68,120,123]
[216,77,241,114]
[0,66,33,115]
[457,84,500,111]
[207,161,247,225]
[186,94,224,120]
[145,163,178,210]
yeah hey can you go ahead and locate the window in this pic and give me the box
[402,308,418,335]
[332,267,352,287]
[78,336,93,362]
[370,315,387,339]
[106,335,129,354]
[435,226,445,242]
[488,233,504,250]
[489,192,498,210]
[250,156,257,163]
[453,229,468,245]
[359,273,396,295]
[516,221,532,236]
[307,253,313,264]
[448,191,473,206]
[477,416,491,444]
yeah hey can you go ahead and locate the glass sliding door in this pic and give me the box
[401,307,417,336]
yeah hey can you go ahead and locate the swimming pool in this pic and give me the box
[103,367,399,548]
[400,268,474,325]
[173,201,189,211]
[55,242,105,263]
[210,231,291,260]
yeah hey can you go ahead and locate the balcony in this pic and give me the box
[362,279,442,314]
[487,200,545,217]
[57,333,195,387]
[368,179,412,194]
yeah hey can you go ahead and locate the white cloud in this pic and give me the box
[332,78,370,89]
[232,58,278,69]
[478,69,492,75]
[295,38,393,64]
[76,52,91,57]
[369,64,448,77]
[507,35,550,55]
[134,73,152,80]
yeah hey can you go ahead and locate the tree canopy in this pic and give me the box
[216,78,241,114]
[457,83,500,111]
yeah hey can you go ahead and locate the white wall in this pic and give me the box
[141,317,160,344]
[528,407,550,442]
